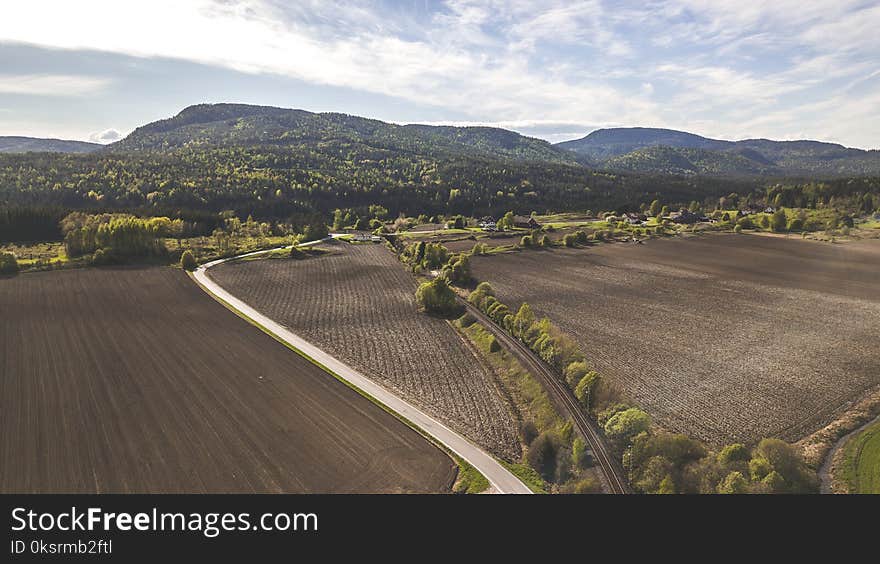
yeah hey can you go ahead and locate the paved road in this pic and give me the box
[458,297,631,494]
[192,240,532,494]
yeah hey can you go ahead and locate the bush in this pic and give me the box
[770,208,787,232]
[575,230,589,244]
[563,359,590,388]
[759,215,770,229]
[570,476,601,494]
[415,277,458,316]
[91,248,110,265]
[443,254,472,284]
[563,234,577,247]
[749,456,772,481]
[180,250,197,271]
[301,223,329,242]
[421,243,449,269]
[0,251,19,275]
[519,421,539,445]
[604,408,651,443]
[526,432,558,481]
[717,471,749,494]
[574,371,600,408]
[737,216,754,229]
[467,282,495,309]
[289,246,305,259]
[572,437,591,469]
[520,235,533,247]
[488,335,501,353]
[540,235,552,247]
[717,443,749,466]
[749,438,817,493]
[787,217,804,231]
[734,224,742,233]
[457,312,476,327]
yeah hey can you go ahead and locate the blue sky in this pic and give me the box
[0,0,878,148]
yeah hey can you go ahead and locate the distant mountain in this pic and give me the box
[557,127,880,176]
[557,127,731,160]
[109,103,578,164]
[0,136,101,154]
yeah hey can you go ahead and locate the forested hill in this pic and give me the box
[108,103,577,164]
[0,136,101,154]
[557,127,880,176]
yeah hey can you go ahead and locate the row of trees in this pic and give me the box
[61,212,174,259]
[464,281,817,494]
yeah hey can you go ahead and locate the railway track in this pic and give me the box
[458,297,631,494]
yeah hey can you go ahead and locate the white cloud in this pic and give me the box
[89,128,123,143]
[0,74,111,96]
[0,1,877,147]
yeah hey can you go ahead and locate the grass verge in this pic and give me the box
[840,418,880,494]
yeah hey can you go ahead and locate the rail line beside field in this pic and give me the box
[458,297,631,494]
[190,240,533,495]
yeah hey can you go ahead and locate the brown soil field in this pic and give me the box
[0,267,454,493]
[470,233,880,446]
[211,242,521,459]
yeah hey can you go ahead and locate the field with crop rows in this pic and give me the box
[471,233,880,446]
[0,267,454,493]
[211,242,521,459]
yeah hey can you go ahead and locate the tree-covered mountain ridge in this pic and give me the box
[107,103,579,165]
[0,136,101,154]
[556,127,880,176]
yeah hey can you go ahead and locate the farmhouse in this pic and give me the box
[670,209,702,224]
[624,212,646,225]
[513,215,541,229]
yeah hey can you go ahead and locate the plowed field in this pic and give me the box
[471,234,880,445]
[211,242,520,459]
[0,267,454,493]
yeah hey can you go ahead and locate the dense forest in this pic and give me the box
[0,104,878,243]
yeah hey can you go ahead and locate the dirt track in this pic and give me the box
[471,234,880,446]
[0,267,454,493]
[211,242,521,460]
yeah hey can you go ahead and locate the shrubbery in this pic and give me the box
[0,251,19,274]
[604,408,651,443]
[415,277,458,316]
[465,275,819,494]
[61,212,172,258]
[442,254,472,284]
[301,223,329,242]
[770,208,788,232]
[527,432,558,482]
[180,250,197,271]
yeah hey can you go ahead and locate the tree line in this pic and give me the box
[461,281,817,494]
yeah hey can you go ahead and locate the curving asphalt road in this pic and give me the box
[191,239,532,494]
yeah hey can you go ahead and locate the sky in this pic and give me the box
[0,0,878,148]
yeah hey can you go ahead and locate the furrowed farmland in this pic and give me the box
[470,234,880,446]
[0,267,454,493]
[210,241,521,460]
